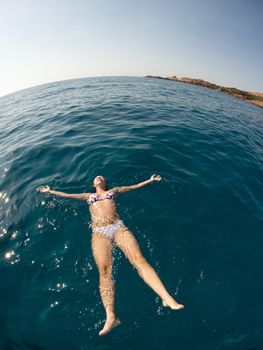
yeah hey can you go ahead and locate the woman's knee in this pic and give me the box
[97,264,112,276]
[130,253,147,268]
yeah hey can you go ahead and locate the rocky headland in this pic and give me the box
[145,75,263,108]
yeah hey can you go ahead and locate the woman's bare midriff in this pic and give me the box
[88,199,121,228]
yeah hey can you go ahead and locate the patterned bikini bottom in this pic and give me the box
[92,220,125,240]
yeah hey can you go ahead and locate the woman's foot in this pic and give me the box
[162,295,184,310]
[99,316,121,336]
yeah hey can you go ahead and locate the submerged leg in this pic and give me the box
[91,232,121,336]
[114,227,184,310]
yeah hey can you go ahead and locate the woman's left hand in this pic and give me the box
[150,174,162,181]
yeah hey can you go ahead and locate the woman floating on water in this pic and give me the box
[37,174,184,336]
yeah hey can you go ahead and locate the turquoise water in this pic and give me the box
[1,76,263,350]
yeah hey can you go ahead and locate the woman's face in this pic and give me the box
[93,175,106,188]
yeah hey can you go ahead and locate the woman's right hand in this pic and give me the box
[37,185,50,193]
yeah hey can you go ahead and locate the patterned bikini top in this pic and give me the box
[88,190,116,206]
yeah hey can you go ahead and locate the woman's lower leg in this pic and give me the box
[98,271,121,336]
[134,259,183,309]
[99,271,116,318]
[134,257,171,300]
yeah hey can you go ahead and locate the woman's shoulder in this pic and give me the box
[107,188,118,197]
[86,192,96,200]
[108,187,118,193]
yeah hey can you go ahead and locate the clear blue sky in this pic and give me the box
[1,0,262,96]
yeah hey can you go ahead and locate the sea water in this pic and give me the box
[1,77,263,350]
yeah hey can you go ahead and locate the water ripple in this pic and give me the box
[0,77,263,349]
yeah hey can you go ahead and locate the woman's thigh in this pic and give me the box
[114,226,145,265]
[91,232,113,270]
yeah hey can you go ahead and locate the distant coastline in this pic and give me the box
[145,75,263,108]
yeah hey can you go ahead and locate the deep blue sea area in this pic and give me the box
[1,77,263,350]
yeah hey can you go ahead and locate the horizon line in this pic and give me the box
[1,74,262,99]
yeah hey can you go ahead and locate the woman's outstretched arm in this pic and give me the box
[37,185,90,200]
[111,174,161,194]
